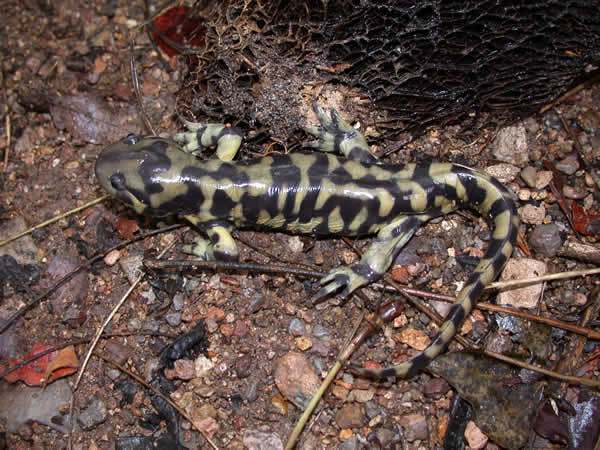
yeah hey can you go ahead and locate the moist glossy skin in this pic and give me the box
[95,105,519,379]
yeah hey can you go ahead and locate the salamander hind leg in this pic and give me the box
[173,120,243,161]
[312,215,430,303]
[183,217,239,261]
[305,102,377,163]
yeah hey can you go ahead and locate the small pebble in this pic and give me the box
[295,336,312,351]
[518,204,546,225]
[517,188,531,201]
[398,414,428,442]
[312,323,331,340]
[247,294,266,313]
[485,163,520,183]
[244,378,260,402]
[288,318,305,337]
[491,124,528,165]
[172,293,185,311]
[166,312,182,327]
[520,166,537,188]
[555,157,579,175]
[103,249,120,266]
[106,369,121,381]
[528,224,563,257]
[127,318,142,332]
[562,185,587,199]
[287,235,303,252]
[535,171,553,190]
[77,397,107,430]
[335,404,366,429]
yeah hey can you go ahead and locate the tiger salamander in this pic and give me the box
[95,103,519,378]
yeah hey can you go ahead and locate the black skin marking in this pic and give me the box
[350,263,379,282]
[348,147,377,163]
[110,173,127,191]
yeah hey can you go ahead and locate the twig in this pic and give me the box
[0,224,182,335]
[0,195,110,248]
[67,240,175,449]
[130,42,155,136]
[539,73,600,114]
[95,352,219,449]
[487,267,600,289]
[482,350,600,388]
[3,114,10,172]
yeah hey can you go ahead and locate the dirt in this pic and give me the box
[1,1,599,449]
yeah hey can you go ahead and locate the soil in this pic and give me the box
[1,1,599,449]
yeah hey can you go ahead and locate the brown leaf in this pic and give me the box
[42,345,78,386]
[116,218,140,240]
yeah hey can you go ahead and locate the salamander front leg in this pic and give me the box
[305,102,377,163]
[174,121,243,161]
[183,217,239,261]
[312,215,430,302]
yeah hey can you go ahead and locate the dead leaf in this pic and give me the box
[116,218,140,240]
[151,7,206,57]
[428,351,541,448]
[42,345,78,386]
[1,342,77,387]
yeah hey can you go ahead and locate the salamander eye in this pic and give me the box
[123,134,142,145]
[110,173,127,191]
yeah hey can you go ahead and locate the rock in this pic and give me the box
[395,327,431,351]
[335,404,365,429]
[172,293,185,311]
[173,359,196,380]
[485,163,520,183]
[518,204,546,224]
[312,324,331,339]
[0,378,72,433]
[274,352,320,408]
[242,430,283,450]
[339,435,359,449]
[535,171,554,190]
[529,224,563,257]
[244,378,260,402]
[287,235,304,252]
[46,254,89,316]
[247,294,266,313]
[348,388,375,403]
[195,356,215,377]
[235,353,253,378]
[491,124,529,166]
[77,397,107,430]
[555,157,579,175]
[398,414,428,441]
[562,185,587,199]
[288,318,305,337]
[423,378,450,397]
[497,259,547,308]
[165,312,182,327]
[465,420,488,449]
[520,166,537,188]
[375,428,396,447]
[104,340,133,366]
[0,217,38,265]
[118,254,144,285]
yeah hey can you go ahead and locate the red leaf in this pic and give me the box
[572,202,600,237]
[1,342,78,386]
[151,7,205,57]
[116,217,140,240]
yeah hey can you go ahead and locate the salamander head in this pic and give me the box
[95,135,178,216]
